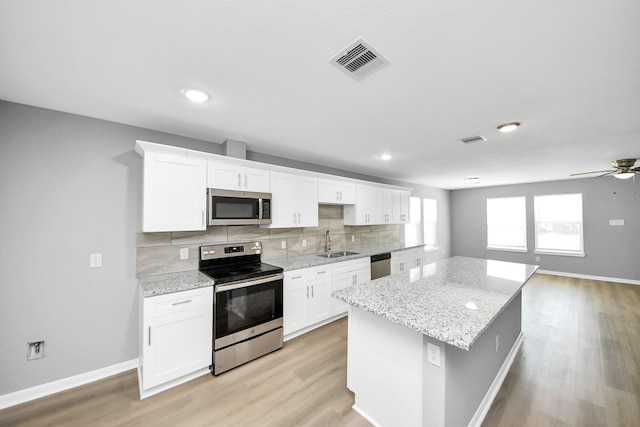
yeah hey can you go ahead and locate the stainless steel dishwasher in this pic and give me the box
[370,252,391,279]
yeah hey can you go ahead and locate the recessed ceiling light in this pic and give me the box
[464,177,480,184]
[182,89,209,103]
[497,122,520,132]
[378,154,392,161]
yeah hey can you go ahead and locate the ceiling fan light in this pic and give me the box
[497,122,520,133]
[614,172,634,180]
[378,153,392,161]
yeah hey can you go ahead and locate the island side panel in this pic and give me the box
[348,307,425,427]
[444,291,523,427]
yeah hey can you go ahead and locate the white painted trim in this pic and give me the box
[537,270,640,286]
[352,404,383,427]
[0,359,138,410]
[138,366,211,399]
[467,332,524,427]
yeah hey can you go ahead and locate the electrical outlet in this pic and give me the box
[535,256,540,262]
[609,219,624,226]
[89,253,102,268]
[351,235,355,242]
[302,239,307,248]
[27,341,45,360]
[427,342,440,367]
[496,334,500,352]
[281,240,286,249]
[179,247,189,260]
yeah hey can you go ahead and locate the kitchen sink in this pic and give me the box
[316,251,359,258]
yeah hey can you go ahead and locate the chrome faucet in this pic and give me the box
[325,230,332,253]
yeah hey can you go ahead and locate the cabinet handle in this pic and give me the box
[148,326,151,346]
[293,212,297,224]
[306,286,309,298]
[292,275,302,280]
[238,173,242,187]
[311,285,314,297]
[244,174,248,188]
[336,191,339,201]
[172,299,192,306]
[202,211,205,226]
[340,191,343,200]
[317,271,326,274]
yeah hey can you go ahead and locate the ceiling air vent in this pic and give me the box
[459,135,487,144]
[330,38,389,80]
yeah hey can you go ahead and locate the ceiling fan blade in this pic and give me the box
[570,169,615,176]
[595,171,616,178]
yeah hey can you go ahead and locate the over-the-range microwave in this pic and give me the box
[207,189,272,226]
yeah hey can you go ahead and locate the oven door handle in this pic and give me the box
[215,273,285,293]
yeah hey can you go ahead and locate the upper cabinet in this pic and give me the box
[318,178,356,204]
[207,161,270,193]
[393,190,410,224]
[344,184,381,225]
[266,172,318,228]
[140,150,207,232]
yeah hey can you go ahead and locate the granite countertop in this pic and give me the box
[268,243,425,271]
[139,270,214,297]
[332,256,538,351]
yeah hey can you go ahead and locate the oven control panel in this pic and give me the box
[200,242,262,260]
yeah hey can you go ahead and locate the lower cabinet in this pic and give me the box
[139,286,213,396]
[283,258,371,337]
[390,248,425,275]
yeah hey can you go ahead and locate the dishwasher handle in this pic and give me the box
[370,252,391,262]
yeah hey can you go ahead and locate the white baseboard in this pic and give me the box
[467,332,524,427]
[0,358,138,410]
[536,270,640,286]
[283,313,347,342]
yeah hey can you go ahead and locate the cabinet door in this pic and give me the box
[382,189,394,223]
[345,184,374,225]
[283,272,309,335]
[331,272,356,315]
[308,271,332,324]
[269,172,296,228]
[142,152,206,232]
[318,179,340,203]
[242,167,270,192]
[339,182,357,204]
[393,190,410,223]
[207,162,243,190]
[142,304,212,389]
[294,175,319,227]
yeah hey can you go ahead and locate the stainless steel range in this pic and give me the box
[199,241,284,375]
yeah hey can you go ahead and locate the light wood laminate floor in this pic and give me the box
[1,274,639,426]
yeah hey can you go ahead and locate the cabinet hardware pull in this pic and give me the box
[172,299,192,306]
[292,275,302,279]
[311,285,314,297]
[202,211,205,226]
[244,174,248,187]
[148,326,151,346]
[317,271,326,274]
[238,173,241,187]
[293,212,297,224]
[306,286,309,298]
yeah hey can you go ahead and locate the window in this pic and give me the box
[423,198,437,249]
[534,193,584,256]
[404,197,438,250]
[486,196,527,252]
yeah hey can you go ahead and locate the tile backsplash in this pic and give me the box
[136,205,400,276]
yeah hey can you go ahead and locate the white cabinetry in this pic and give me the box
[394,190,410,224]
[267,172,318,228]
[331,258,371,315]
[391,248,425,275]
[140,151,207,232]
[283,265,331,335]
[140,287,213,396]
[318,178,356,204]
[344,185,380,225]
[207,161,270,193]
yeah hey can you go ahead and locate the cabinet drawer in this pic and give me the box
[332,257,370,276]
[144,286,213,319]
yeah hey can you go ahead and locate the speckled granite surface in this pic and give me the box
[332,256,538,351]
[268,243,425,271]
[140,270,214,297]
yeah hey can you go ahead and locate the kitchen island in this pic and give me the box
[332,256,538,427]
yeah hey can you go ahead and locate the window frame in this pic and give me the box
[533,193,585,257]
[486,196,528,253]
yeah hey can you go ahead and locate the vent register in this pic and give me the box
[330,38,389,80]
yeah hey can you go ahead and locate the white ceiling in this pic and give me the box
[1,0,639,189]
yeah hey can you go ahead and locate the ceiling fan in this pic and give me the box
[571,158,639,180]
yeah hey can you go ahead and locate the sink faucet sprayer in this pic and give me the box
[325,230,332,253]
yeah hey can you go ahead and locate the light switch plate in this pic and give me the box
[180,247,189,260]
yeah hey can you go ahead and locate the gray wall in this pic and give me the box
[0,100,450,396]
[451,179,640,281]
